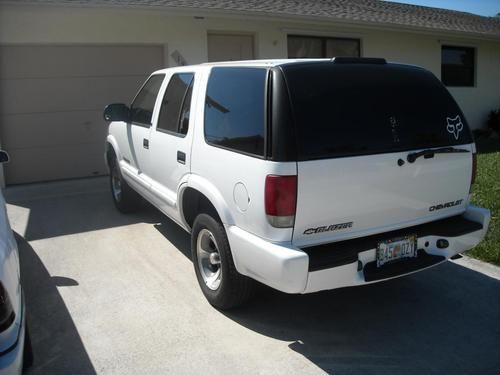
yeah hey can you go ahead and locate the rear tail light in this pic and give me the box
[265,175,297,228]
[470,152,477,192]
[0,283,15,333]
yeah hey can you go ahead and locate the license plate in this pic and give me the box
[376,235,417,267]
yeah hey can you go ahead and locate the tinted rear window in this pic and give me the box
[281,63,473,160]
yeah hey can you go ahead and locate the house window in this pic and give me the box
[441,46,475,87]
[288,35,360,58]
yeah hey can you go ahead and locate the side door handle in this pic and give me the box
[143,138,149,149]
[177,151,186,164]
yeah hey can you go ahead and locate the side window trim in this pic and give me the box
[203,142,267,160]
[156,126,188,138]
[265,69,272,159]
[175,75,194,136]
[155,72,195,137]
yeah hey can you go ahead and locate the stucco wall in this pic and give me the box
[1,4,499,129]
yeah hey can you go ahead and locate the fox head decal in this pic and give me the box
[446,115,463,140]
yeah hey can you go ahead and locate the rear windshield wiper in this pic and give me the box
[407,147,469,163]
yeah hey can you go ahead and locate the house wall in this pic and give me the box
[1,4,499,130]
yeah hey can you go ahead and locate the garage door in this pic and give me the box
[0,45,164,184]
[207,34,254,62]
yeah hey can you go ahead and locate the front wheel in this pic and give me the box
[191,214,255,310]
[109,159,143,213]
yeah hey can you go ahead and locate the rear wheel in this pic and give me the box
[109,159,143,213]
[191,214,255,310]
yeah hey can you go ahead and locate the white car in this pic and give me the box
[0,150,32,374]
[104,58,490,309]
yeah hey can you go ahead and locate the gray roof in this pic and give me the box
[3,0,500,39]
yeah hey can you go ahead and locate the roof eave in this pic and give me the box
[1,1,500,41]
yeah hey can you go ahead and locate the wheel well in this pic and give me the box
[182,188,222,229]
[106,143,117,167]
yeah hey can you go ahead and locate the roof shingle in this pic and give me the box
[2,0,500,38]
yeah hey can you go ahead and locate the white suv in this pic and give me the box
[104,58,490,309]
[0,150,32,373]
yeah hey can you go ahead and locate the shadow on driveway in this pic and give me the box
[154,219,500,374]
[6,177,164,241]
[16,233,96,375]
[154,219,191,261]
[225,263,500,374]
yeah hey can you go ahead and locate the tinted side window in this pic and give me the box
[204,68,267,157]
[130,75,164,126]
[157,73,194,135]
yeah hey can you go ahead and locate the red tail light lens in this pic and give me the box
[265,175,297,228]
[470,152,477,190]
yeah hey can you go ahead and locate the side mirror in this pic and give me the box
[0,150,9,164]
[103,103,130,122]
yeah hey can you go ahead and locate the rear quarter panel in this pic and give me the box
[190,68,296,242]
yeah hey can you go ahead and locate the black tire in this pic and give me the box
[191,214,255,310]
[23,322,34,369]
[109,159,143,213]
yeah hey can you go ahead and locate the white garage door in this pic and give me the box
[207,34,254,62]
[0,45,164,184]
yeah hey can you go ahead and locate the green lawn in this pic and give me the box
[466,138,500,266]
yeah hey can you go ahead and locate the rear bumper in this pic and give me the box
[227,205,490,294]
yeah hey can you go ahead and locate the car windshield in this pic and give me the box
[281,62,473,161]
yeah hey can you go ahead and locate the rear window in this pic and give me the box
[281,63,473,161]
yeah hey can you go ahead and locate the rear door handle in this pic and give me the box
[177,151,186,164]
[143,138,149,149]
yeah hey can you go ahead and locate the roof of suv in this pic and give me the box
[152,59,326,74]
[152,58,409,74]
[201,59,328,67]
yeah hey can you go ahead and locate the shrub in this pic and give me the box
[487,109,500,133]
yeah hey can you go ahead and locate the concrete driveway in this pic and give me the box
[5,177,500,375]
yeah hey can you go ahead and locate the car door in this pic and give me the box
[120,74,164,188]
[148,72,196,220]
